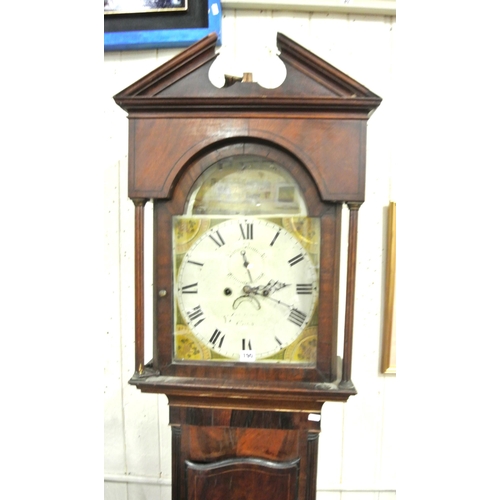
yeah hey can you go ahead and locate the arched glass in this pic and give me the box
[185,155,307,216]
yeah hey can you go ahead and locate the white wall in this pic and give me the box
[104,6,396,499]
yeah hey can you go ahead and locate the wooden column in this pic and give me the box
[305,432,320,500]
[340,202,362,389]
[171,424,182,500]
[133,198,147,374]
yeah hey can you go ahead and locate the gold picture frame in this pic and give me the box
[381,201,396,374]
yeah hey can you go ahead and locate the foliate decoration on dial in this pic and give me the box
[175,325,212,360]
[282,217,320,254]
[173,217,211,254]
[284,328,317,363]
[173,216,320,363]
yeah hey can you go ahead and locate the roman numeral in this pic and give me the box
[270,230,281,246]
[187,305,205,327]
[288,254,304,267]
[296,283,313,294]
[181,283,198,294]
[288,308,307,327]
[275,336,283,346]
[242,338,252,351]
[239,222,253,240]
[209,230,225,247]
[209,329,225,348]
[187,260,204,267]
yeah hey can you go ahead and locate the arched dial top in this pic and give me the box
[185,154,308,216]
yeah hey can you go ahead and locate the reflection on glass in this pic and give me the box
[186,155,307,216]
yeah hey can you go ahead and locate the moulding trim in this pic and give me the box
[221,0,396,16]
[104,473,396,492]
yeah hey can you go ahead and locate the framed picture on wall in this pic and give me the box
[104,0,221,51]
[105,1,188,15]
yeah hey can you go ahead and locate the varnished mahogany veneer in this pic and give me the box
[186,458,300,500]
[170,408,319,500]
[128,118,366,201]
[114,32,381,500]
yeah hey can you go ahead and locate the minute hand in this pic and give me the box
[250,286,293,308]
[251,286,308,326]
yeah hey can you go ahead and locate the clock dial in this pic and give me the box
[173,217,320,362]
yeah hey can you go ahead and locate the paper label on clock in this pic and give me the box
[240,350,256,362]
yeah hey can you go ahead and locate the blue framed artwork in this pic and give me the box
[104,0,222,52]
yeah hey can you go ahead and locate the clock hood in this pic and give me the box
[113,32,381,117]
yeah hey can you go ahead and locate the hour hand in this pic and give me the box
[256,280,290,296]
[243,283,293,310]
[240,250,253,282]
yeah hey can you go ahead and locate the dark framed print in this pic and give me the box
[105,1,188,15]
[104,0,221,51]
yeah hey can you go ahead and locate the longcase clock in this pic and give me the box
[114,32,381,500]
